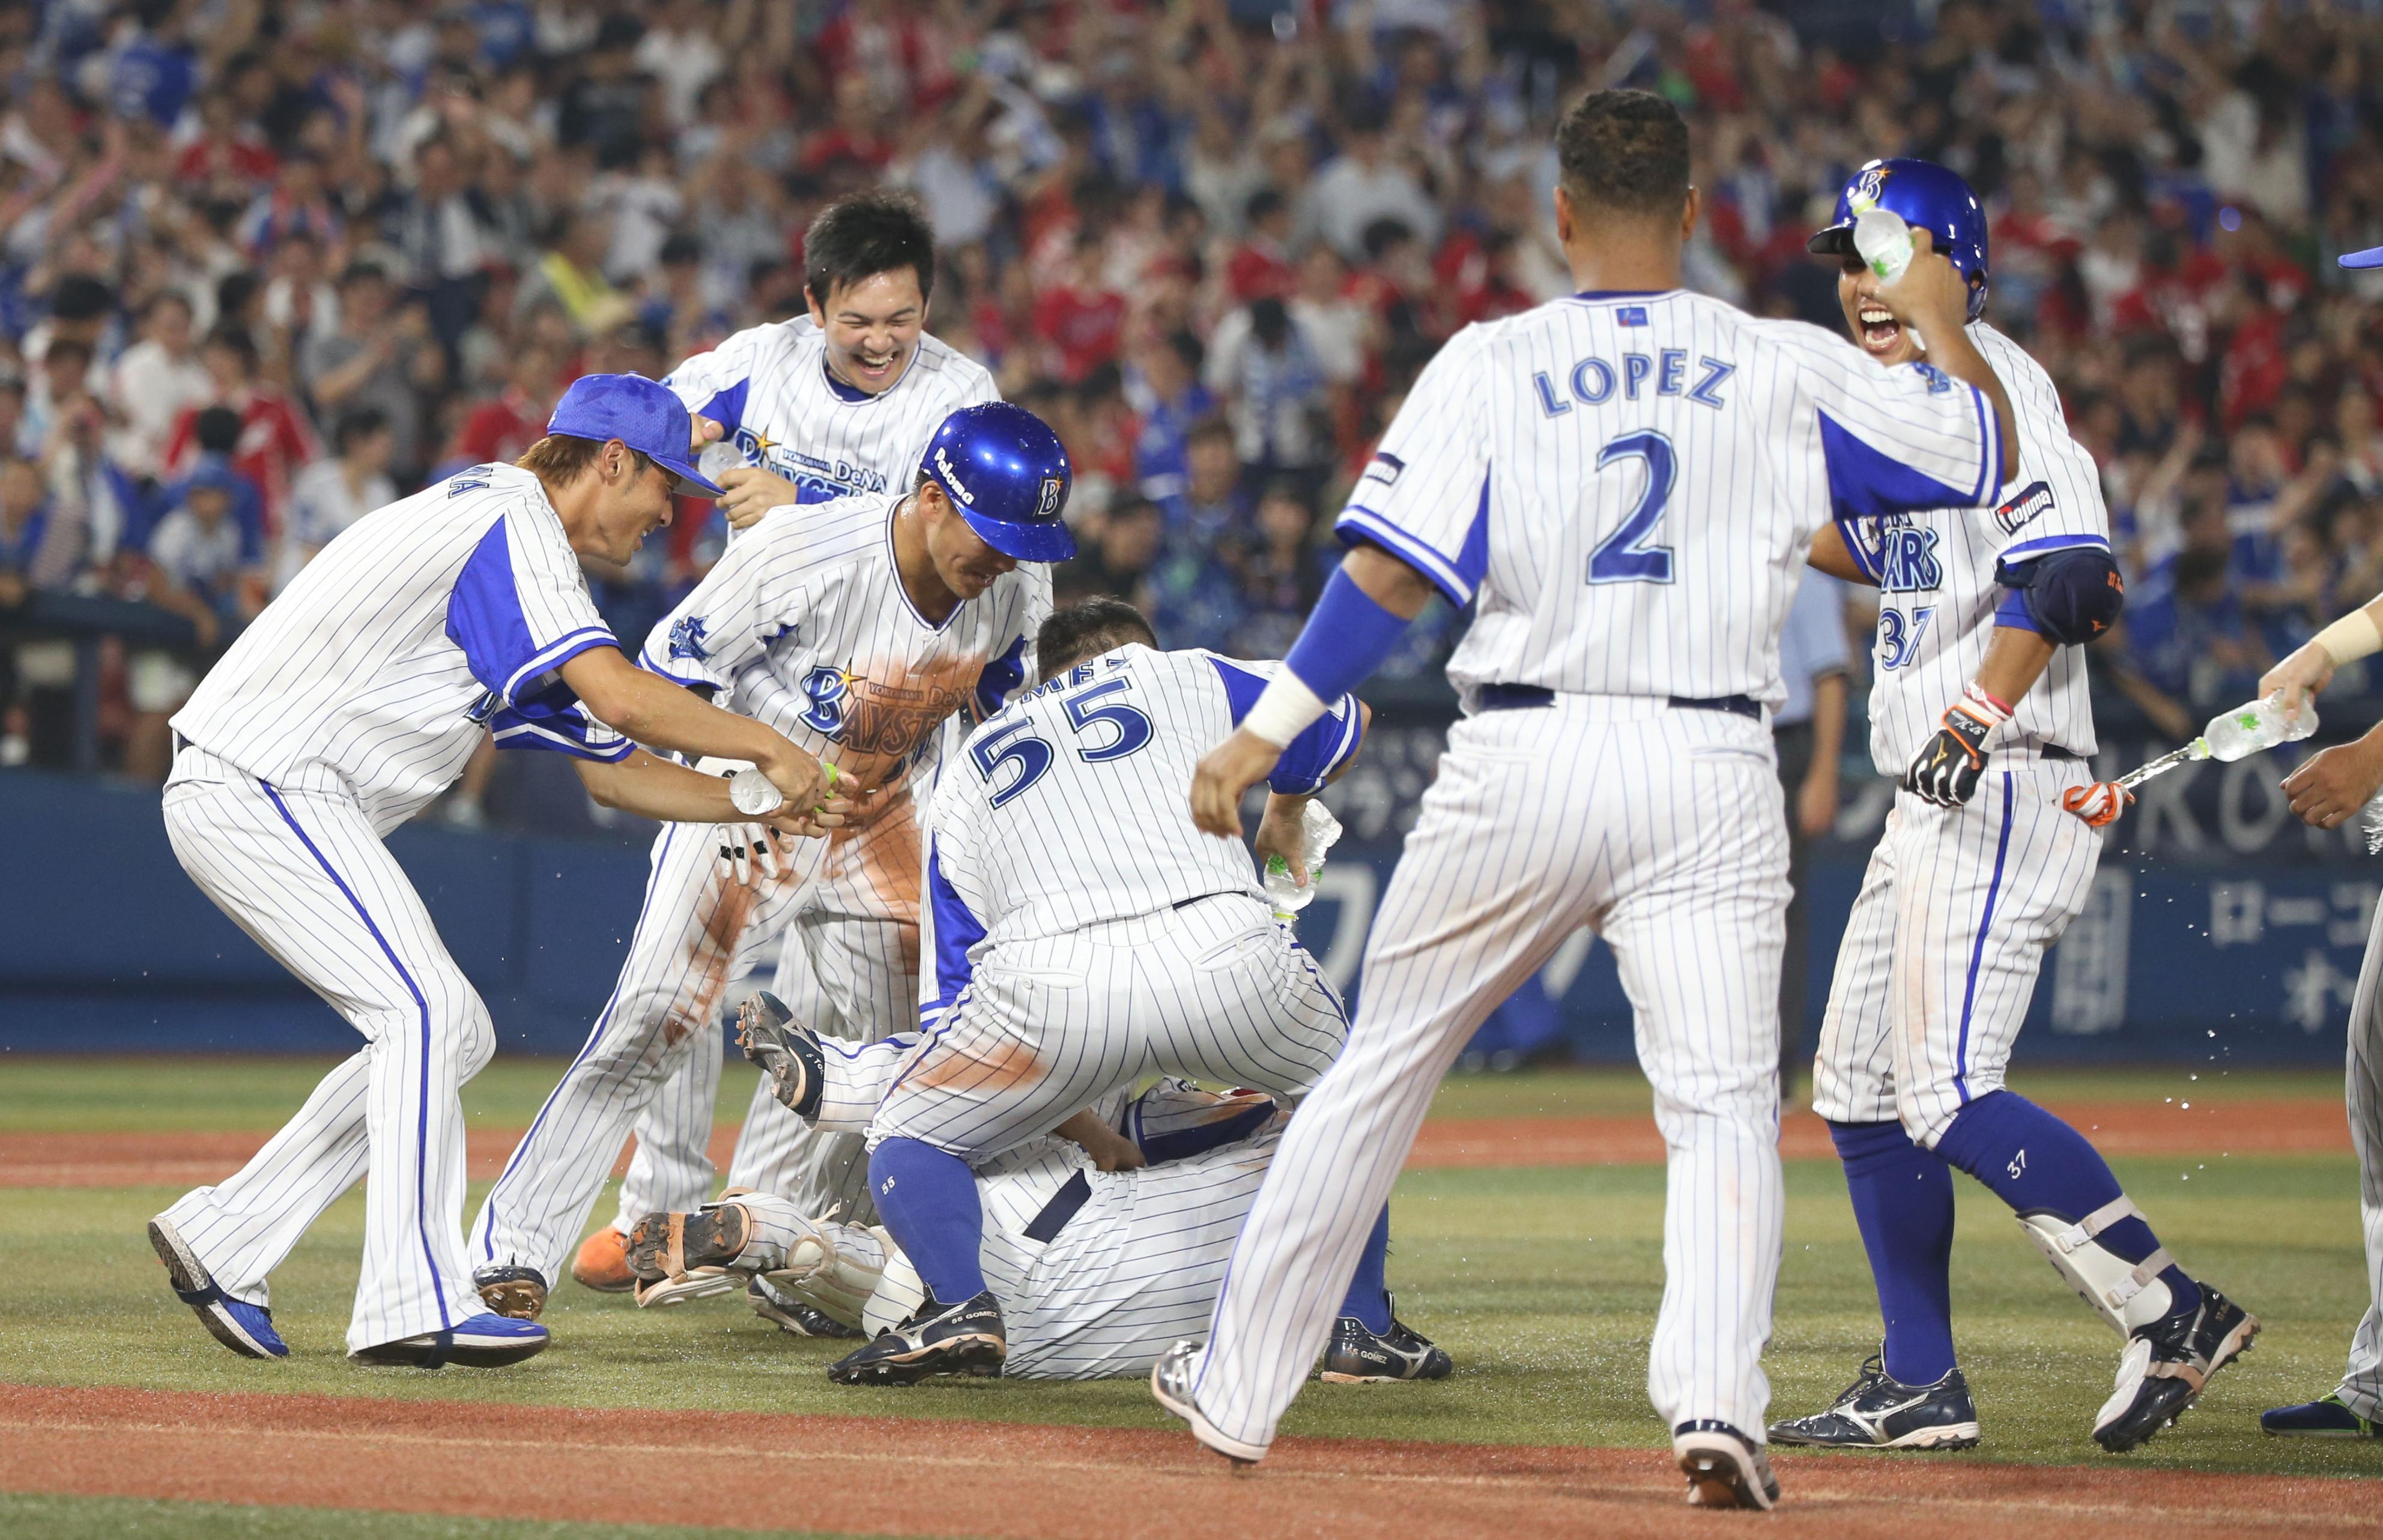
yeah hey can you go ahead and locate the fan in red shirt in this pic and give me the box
[448,343,562,468]
[162,325,318,538]
[1225,189,1298,303]
[173,89,276,189]
[1032,232,1126,384]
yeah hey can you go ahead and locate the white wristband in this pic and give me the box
[1241,671,1330,749]
[2315,608,2383,668]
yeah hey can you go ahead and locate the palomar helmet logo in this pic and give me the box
[933,447,973,505]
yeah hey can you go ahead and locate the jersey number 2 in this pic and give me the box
[970,678,1154,808]
[1587,430,1677,585]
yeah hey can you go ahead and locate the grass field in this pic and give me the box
[2,1057,2377,1538]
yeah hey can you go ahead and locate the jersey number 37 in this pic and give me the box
[971,678,1154,808]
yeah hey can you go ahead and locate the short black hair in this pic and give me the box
[335,407,389,452]
[193,405,243,454]
[804,191,937,310]
[1554,88,1691,217]
[1036,598,1157,682]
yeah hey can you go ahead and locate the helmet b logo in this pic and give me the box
[1853,164,1889,210]
[1036,477,1064,518]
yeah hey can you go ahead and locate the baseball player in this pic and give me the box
[147,374,839,1367]
[580,192,1002,1310]
[1157,93,2030,1512]
[623,986,1449,1384]
[1764,160,2255,1457]
[466,402,1062,1321]
[2252,264,2383,1433]
[841,597,1380,1386]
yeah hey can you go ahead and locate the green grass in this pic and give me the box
[2,1059,2379,1520]
[0,1494,912,1540]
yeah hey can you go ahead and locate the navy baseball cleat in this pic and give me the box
[1673,1419,1779,1510]
[148,1217,287,1359]
[1318,1297,1453,1383]
[749,1274,863,1339]
[2092,1285,2257,1452]
[472,1264,549,1321]
[1767,1352,1981,1449]
[828,1290,1005,1384]
[2262,1394,2382,1438]
[350,1312,549,1369]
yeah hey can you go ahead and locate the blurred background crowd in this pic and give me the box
[8,0,2383,796]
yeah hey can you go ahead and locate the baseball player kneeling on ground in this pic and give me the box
[838,597,1392,1386]
[1772,159,2254,1457]
[622,991,1449,1383]
[148,375,842,1368]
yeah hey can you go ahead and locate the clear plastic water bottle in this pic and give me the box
[1263,799,1343,916]
[1853,205,1915,286]
[2200,692,2319,763]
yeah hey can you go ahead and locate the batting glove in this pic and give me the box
[2061,780,2134,828]
[1904,683,2009,808]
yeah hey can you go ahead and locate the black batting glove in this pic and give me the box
[1904,684,2010,808]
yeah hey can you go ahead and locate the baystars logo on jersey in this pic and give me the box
[668,615,711,663]
[1877,524,1943,593]
[799,665,852,736]
[730,426,888,503]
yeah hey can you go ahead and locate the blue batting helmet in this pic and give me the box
[1809,157,1990,322]
[919,402,1076,563]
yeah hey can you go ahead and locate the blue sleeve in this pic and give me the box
[692,381,749,436]
[974,634,1029,719]
[445,519,616,705]
[1208,656,1366,795]
[918,839,988,1031]
[1818,400,1994,522]
[486,696,633,762]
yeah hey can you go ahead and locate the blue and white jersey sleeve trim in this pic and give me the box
[488,701,634,762]
[446,516,619,707]
[918,840,988,1031]
[1208,654,1365,794]
[504,628,616,706]
[1336,505,1470,606]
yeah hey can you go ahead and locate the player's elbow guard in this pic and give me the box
[1994,546,2124,646]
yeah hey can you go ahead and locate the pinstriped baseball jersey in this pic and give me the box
[637,491,1049,922]
[917,643,1362,1025]
[1838,323,2107,766]
[664,318,999,506]
[1339,290,2003,710]
[171,462,625,835]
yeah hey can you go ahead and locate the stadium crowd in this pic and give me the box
[4,0,2383,787]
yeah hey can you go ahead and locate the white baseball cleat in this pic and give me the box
[1673,1419,1780,1511]
[1149,1341,1267,1467]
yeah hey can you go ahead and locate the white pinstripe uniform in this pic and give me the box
[471,493,1046,1285]
[1812,325,2108,1146]
[866,643,1363,1167]
[1182,289,2008,1452]
[605,318,1003,1239]
[157,464,631,1353]
[804,1030,1291,1379]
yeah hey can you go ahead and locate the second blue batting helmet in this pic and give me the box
[1809,157,1991,323]
[919,402,1076,562]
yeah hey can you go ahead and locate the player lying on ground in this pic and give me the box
[468,402,1064,1325]
[1161,89,2026,1513]
[150,375,847,1369]
[617,992,1450,1384]
[1775,158,2256,1456]
[2248,447,2383,1435]
[840,597,1376,1386]
[590,193,1007,1297]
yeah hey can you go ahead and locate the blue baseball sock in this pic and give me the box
[1336,1205,1393,1333]
[1931,1090,2199,1318]
[1829,1120,1958,1386]
[866,1137,988,1308]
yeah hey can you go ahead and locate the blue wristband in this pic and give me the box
[1282,567,1410,702]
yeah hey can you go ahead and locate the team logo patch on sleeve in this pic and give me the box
[1995,480,2054,536]
[1358,451,1403,491]
[668,616,711,663]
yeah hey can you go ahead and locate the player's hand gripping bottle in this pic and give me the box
[1264,799,1343,916]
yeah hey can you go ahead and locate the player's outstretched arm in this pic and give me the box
[559,643,831,811]
[1873,228,2021,486]
[571,749,847,836]
[2265,595,2383,725]
[1192,548,1422,837]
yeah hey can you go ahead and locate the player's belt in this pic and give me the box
[1475,684,1761,721]
[1023,1170,1091,1243]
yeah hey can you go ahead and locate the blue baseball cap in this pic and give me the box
[919,402,1076,562]
[546,373,723,497]
[2343,247,2383,270]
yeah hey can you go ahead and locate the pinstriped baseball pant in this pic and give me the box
[159,756,495,1352]
[1811,765,2100,1146]
[2328,889,2383,1418]
[1191,697,1790,1449]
